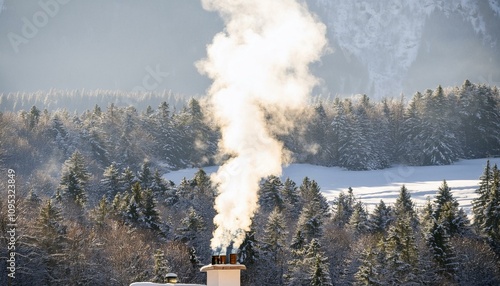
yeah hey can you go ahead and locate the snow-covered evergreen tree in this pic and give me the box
[101,162,121,200]
[348,201,370,235]
[142,188,162,232]
[260,208,288,285]
[384,213,419,285]
[152,249,169,283]
[473,160,493,232]
[426,221,457,281]
[259,175,284,213]
[138,161,154,190]
[394,185,417,226]
[368,200,393,235]
[481,164,500,245]
[332,187,356,227]
[58,150,90,208]
[433,180,469,236]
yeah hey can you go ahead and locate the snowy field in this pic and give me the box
[163,158,500,213]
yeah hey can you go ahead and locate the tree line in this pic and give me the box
[0,80,498,179]
[1,153,499,285]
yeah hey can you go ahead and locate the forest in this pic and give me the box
[0,79,499,285]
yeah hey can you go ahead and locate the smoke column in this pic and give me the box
[197,0,327,251]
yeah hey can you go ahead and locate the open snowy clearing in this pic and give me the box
[163,158,500,213]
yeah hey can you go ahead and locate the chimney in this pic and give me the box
[201,251,245,286]
[200,264,246,286]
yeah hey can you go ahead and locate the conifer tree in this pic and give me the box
[473,160,492,231]
[368,200,393,235]
[192,168,212,195]
[152,249,169,283]
[384,214,419,284]
[281,178,301,218]
[260,175,284,212]
[355,248,380,286]
[101,162,121,200]
[120,167,136,193]
[348,201,370,235]
[58,150,90,208]
[36,199,65,250]
[138,161,154,190]
[394,185,416,221]
[402,92,425,165]
[142,189,162,232]
[262,208,288,263]
[299,177,329,216]
[481,164,500,245]
[427,221,457,281]
[260,208,288,285]
[332,187,356,227]
[287,239,332,286]
[295,196,327,242]
[126,182,143,222]
[433,180,468,236]
[177,207,206,245]
[34,199,68,284]
[92,195,110,226]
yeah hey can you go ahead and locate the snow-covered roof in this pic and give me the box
[130,283,204,286]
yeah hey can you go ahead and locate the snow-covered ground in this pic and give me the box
[163,158,500,213]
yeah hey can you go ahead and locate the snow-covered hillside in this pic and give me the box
[164,158,500,213]
[312,0,500,98]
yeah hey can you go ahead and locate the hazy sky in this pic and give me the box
[0,0,499,98]
[0,0,222,94]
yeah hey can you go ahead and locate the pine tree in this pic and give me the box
[481,164,500,245]
[262,208,288,263]
[433,180,468,236]
[142,189,162,232]
[394,185,416,222]
[281,178,301,218]
[331,98,350,166]
[332,187,356,227]
[348,201,370,235]
[420,197,434,233]
[91,195,111,226]
[299,177,329,216]
[192,168,212,196]
[120,167,136,193]
[152,249,169,283]
[138,161,154,190]
[177,207,206,245]
[33,199,68,284]
[260,208,288,285]
[473,160,492,231]
[151,169,169,195]
[420,86,462,165]
[295,183,329,243]
[368,200,393,235]
[101,162,121,200]
[36,199,65,250]
[402,92,425,165]
[310,253,333,286]
[459,81,500,158]
[260,175,284,212]
[384,214,419,285]
[28,105,41,130]
[307,103,334,166]
[427,221,457,281]
[287,239,332,286]
[58,150,90,208]
[126,182,143,223]
[355,248,381,286]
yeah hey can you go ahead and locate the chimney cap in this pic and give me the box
[200,264,246,272]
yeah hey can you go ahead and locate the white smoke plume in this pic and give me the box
[197,0,328,251]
